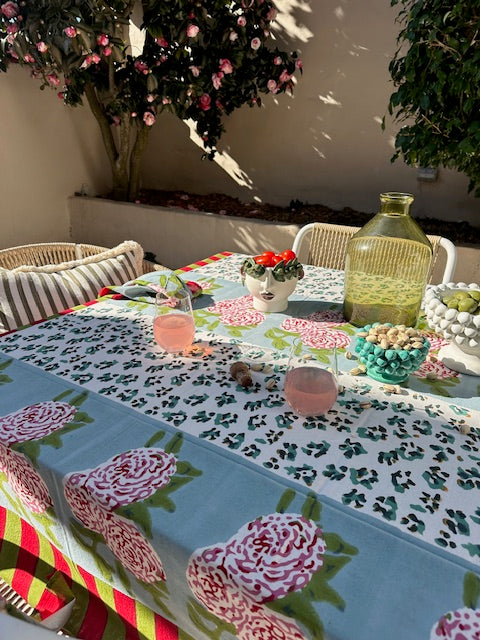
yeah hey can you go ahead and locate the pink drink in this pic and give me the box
[285,366,338,416]
[153,313,195,353]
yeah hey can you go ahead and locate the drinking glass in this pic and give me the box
[153,290,195,354]
[284,338,338,417]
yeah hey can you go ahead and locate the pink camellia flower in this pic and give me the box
[24,53,35,63]
[224,513,326,602]
[91,53,101,64]
[162,97,171,105]
[131,111,137,117]
[146,93,155,103]
[281,311,350,349]
[237,16,246,27]
[134,59,149,74]
[186,24,200,38]
[143,111,156,126]
[199,93,211,111]
[104,513,166,583]
[57,92,64,100]
[36,41,48,53]
[267,79,278,93]
[1,1,19,18]
[250,37,261,50]
[238,609,304,640]
[64,471,109,536]
[6,23,17,35]
[219,58,233,74]
[274,56,282,65]
[430,607,480,639]
[279,69,292,83]
[83,447,176,510]
[64,26,77,38]
[229,31,238,42]
[189,64,200,77]
[0,401,76,446]
[266,7,278,20]
[96,33,109,46]
[112,115,121,126]
[207,295,265,327]
[212,71,223,90]
[47,73,61,86]
[102,46,112,56]
[295,59,303,70]
[155,36,169,47]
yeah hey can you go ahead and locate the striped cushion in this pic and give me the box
[0,241,144,333]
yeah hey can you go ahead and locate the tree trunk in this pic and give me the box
[128,124,151,201]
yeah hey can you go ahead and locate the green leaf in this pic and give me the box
[324,532,359,556]
[463,571,480,608]
[165,432,183,454]
[144,430,166,447]
[267,592,324,640]
[301,492,322,521]
[115,502,153,538]
[276,488,296,513]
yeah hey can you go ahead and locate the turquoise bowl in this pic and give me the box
[354,323,430,384]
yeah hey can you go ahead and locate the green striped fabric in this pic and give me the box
[0,241,144,333]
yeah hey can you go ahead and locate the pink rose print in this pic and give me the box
[83,447,177,509]
[430,607,480,639]
[63,472,109,536]
[414,358,459,380]
[224,513,326,602]
[238,607,304,640]
[187,513,326,638]
[104,513,165,583]
[4,447,52,513]
[419,331,449,352]
[207,295,265,326]
[187,545,252,627]
[0,401,76,446]
[282,312,349,350]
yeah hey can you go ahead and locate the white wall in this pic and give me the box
[141,0,480,225]
[0,66,110,250]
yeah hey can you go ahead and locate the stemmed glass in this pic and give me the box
[284,337,338,417]
[153,289,195,354]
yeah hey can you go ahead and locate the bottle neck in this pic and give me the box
[379,192,414,217]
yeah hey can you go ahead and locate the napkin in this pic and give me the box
[98,269,202,303]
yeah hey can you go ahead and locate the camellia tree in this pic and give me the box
[387,0,480,196]
[0,0,302,201]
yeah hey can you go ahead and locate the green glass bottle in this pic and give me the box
[343,192,433,327]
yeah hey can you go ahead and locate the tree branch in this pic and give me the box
[84,82,118,166]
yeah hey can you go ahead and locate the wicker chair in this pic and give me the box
[292,222,457,284]
[0,242,167,274]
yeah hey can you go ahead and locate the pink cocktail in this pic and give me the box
[153,313,195,353]
[285,366,338,416]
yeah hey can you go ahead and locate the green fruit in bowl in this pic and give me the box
[441,290,480,314]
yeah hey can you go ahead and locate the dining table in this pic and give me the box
[0,250,479,640]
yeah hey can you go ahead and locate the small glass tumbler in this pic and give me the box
[284,338,338,417]
[153,290,195,354]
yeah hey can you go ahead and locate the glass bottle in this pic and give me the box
[343,192,432,327]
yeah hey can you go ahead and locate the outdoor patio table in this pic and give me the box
[0,251,479,640]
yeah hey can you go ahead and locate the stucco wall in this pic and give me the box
[0,66,110,250]
[1,0,480,254]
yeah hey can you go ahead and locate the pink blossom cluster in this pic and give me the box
[63,447,177,583]
[187,513,326,639]
[0,401,77,512]
[207,295,265,326]
[281,311,350,349]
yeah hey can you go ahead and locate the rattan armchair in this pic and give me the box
[292,222,457,284]
[0,242,166,274]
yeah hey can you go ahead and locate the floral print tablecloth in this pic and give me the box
[0,252,479,640]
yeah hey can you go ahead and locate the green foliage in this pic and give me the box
[388,1,480,195]
[0,0,302,200]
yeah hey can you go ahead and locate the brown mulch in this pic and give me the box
[137,188,479,245]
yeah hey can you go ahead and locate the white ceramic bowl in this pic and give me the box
[424,282,480,375]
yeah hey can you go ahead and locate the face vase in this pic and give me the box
[244,269,299,312]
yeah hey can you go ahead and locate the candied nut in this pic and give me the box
[357,363,367,373]
[250,363,264,371]
[346,351,355,360]
[359,401,372,409]
[349,366,365,375]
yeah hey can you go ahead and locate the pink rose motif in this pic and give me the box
[238,608,304,640]
[0,442,8,474]
[1,1,19,18]
[63,472,109,536]
[4,447,52,513]
[430,607,480,639]
[207,295,265,326]
[199,93,211,111]
[414,358,459,380]
[104,513,165,583]
[282,312,350,350]
[224,513,326,602]
[419,330,449,352]
[187,545,251,627]
[82,447,177,510]
[186,24,199,38]
[0,401,77,446]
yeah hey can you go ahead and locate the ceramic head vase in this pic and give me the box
[241,256,304,312]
